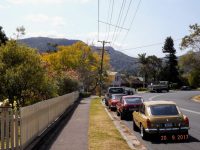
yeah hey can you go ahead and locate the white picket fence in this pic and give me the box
[0,91,79,150]
[0,107,20,150]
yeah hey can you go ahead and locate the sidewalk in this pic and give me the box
[50,97,91,150]
[35,97,91,150]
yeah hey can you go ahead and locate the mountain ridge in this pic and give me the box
[19,37,138,73]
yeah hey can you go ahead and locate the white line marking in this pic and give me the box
[148,93,168,101]
[180,108,200,115]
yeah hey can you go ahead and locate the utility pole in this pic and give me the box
[98,40,110,97]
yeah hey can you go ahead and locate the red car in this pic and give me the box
[116,95,143,120]
[108,94,127,111]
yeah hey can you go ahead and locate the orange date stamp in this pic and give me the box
[161,134,189,141]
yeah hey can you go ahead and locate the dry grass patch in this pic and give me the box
[89,98,131,150]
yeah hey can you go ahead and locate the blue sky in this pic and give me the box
[0,0,199,57]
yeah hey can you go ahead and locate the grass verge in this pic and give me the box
[193,95,200,102]
[88,97,131,150]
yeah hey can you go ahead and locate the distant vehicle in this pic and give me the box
[108,94,126,111]
[133,101,189,140]
[148,81,169,93]
[104,87,125,106]
[124,87,134,95]
[180,86,191,91]
[116,95,143,120]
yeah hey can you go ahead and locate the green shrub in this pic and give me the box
[137,87,147,91]
[79,92,91,98]
[57,76,79,95]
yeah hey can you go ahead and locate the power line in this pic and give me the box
[99,20,129,31]
[104,0,112,40]
[111,0,126,43]
[106,0,115,41]
[120,38,182,51]
[113,0,134,43]
[112,0,127,42]
[122,0,142,43]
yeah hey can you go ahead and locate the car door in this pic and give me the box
[139,104,147,127]
[134,104,146,127]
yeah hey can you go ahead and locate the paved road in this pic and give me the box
[123,91,200,150]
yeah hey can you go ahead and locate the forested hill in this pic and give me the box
[19,37,80,52]
[19,37,138,73]
[92,46,138,73]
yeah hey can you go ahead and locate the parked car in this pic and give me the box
[124,87,135,95]
[104,87,125,106]
[133,101,189,140]
[116,95,143,120]
[108,94,126,111]
[180,86,191,91]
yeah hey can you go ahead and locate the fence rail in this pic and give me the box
[0,91,79,150]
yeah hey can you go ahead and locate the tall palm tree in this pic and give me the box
[138,53,149,87]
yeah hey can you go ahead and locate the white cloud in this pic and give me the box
[7,0,90,5]
[25,14,66,27]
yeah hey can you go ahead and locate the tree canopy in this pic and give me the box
[0,26,8,46]
[41,42,110,93]
[162,37,179,84]
[181,24,200,51]
[179,51,200,87]
[138,53,162,85]
[0,40,57,107]
[179,24,200,88]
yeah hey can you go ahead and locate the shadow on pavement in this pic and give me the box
[30,99,81,150]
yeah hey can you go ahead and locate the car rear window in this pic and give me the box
[112,94,126,100]
[125,97,142,104]
[109,88,124,94]
[150,104,179,116]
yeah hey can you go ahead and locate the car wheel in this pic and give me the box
[105,101,108,106]
[133,119,138,131]
[120,112,124,120]
[140,124,148,139]
[116,110,120,116]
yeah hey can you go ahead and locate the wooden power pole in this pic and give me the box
[98,40,110,97]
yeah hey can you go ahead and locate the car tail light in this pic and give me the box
[147,119,151,128]
[184,117,189,126]
[123,104,128,110]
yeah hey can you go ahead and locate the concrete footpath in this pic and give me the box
[35,97,91,150]
[50,97,91,150]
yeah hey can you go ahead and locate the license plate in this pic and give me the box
[129,108,137,111]
[165,123,172,127]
